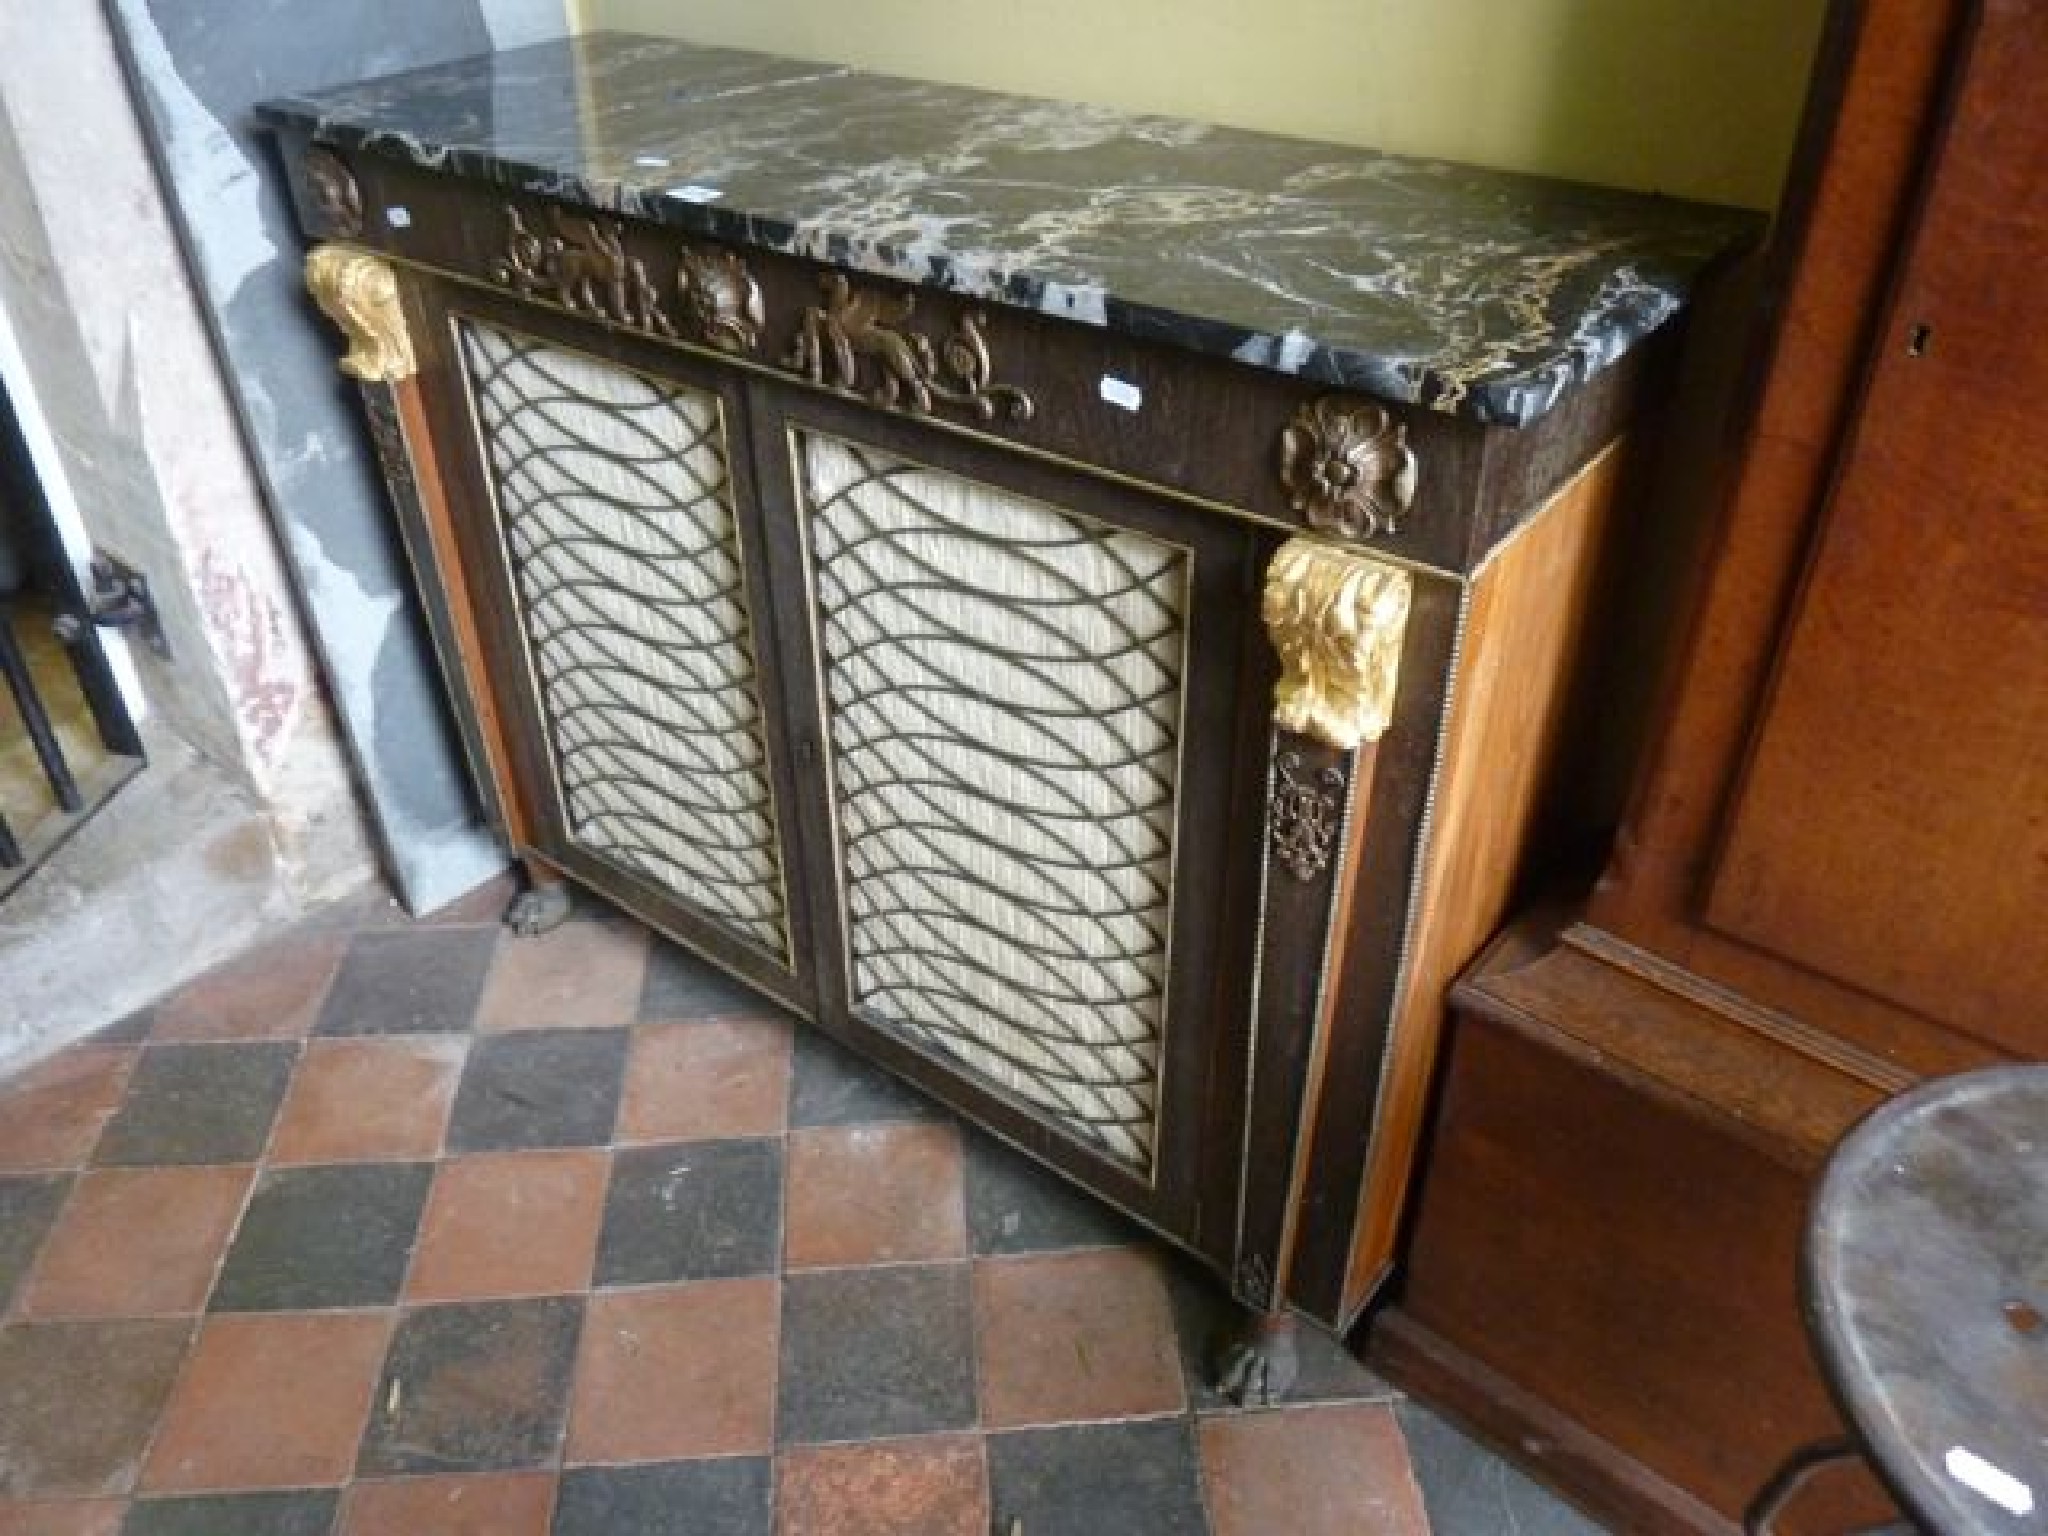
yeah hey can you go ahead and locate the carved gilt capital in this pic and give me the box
[305,245,416,382]
[1278,396,1417,541]
[1261,537,1413,750]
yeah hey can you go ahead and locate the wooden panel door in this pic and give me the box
[1704,0,2048,1052]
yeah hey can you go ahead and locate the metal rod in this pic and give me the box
[0,602,82,813]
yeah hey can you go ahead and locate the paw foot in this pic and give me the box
[504,882,572,936]
[1210,1316,1300,1407]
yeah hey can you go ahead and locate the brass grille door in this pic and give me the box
[456,319,796,976]
[796,430,1188,1175]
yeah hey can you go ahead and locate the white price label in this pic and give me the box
[1098,375,1143,412]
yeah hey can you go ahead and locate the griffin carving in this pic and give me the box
[787,273,1032,422]
[495,206,675,337]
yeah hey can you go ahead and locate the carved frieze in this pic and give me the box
[1270,752,1346,882]
[305,246,416,382]
[787,273,1033,424]
[1261,537,1413,751]
[1278,396,1417,541]
[679,245,766,354]
[495,206,675,336]
[302,147,362,238]
[489,205,766,356]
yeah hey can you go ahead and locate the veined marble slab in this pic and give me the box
[259,32,1759,427]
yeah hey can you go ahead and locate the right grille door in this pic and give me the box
[791,424,1216,1189]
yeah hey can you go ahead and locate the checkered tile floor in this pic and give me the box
[0,879,1583,1535]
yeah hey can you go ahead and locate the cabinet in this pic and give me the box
[261,35,1749,1348]
[1375,0,2048,1528]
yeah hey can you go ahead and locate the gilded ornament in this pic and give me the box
[301,147,362,238]
[1269,753,1346,882]
[493,205,675,337]
[305,246,415,382]
[1278,396,1417,541]
[1261,537,1412,750]
[787,272,1033,423]
[678,245,765,354]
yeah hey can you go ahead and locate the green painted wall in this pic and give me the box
[574,0,1830,209]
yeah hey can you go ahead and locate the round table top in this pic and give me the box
[1810,1065,2048,1534]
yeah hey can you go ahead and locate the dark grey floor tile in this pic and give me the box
[596,1139,782,1286]
[211,1162,430,1311]
[778,1264,976,1444]
[359,1296,583,1475]
[0,1318,192,1498]
[315,925,498,1036]
[122,1490,340,1536]
[1162,1258,1395,1412]
[94,1043,297,1167]
[553,1457,771,1536]
[787,1028,944,1129]
[446,1029,629,1151]
[1398,1399,1612,1536]
[639,940,768,1023]
[0,1173,70,1309]
[962,1128,1139,1255]
[986,1421,1208,1536]
[92,1006,156,1045]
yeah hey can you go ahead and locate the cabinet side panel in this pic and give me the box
[1701,0,2048,1048]
[1323,441,1628,1320]
[456,318,793,959]
[795,428,1187,1175]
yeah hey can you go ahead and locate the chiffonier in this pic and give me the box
[260,33,1752,1385]
[1376,0,2048,1527]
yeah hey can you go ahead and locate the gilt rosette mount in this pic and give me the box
[492,205,765,355]
[1262,537,1413,752]
[1279,397,1418,542]
[301,147,363,239]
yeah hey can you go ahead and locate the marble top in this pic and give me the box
[259,32,1760,427]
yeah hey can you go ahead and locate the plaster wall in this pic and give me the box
[0,5,370,896]
[101,0,569,915]
[579,0,1831,210]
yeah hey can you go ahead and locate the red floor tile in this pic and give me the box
[778,1435,988,1536]
[785,1123,965,1269]
[149,932,346,1042]
[0,1049,135,1172]
[18,1166,251,1319]
[406,1150,608,1302]
[615,1019,791,1144]
[1200,1404,1430,1536]
[975,1247,1185,1428]
[474,917,648,1032]
[339,1472,555,1535]
[566,1278,777,1463]
[268,1038,463,1165]
[0,1501,126,1535]
[141,1312,391,1493]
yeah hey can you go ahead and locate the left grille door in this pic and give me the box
[438,301,813,1011]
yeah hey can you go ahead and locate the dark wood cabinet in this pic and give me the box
[262,35,1746,1358]
[1375,1,2048,1528]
